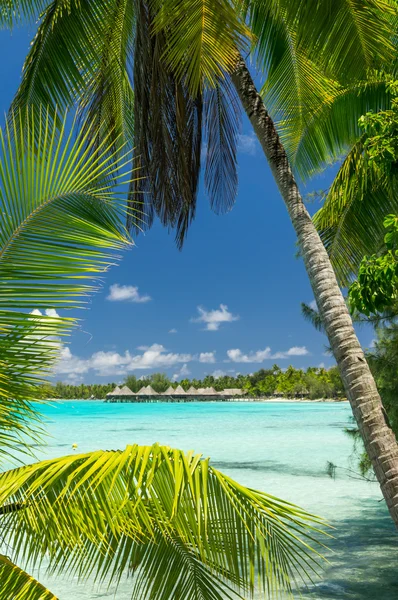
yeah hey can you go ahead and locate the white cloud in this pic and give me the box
[107,284,151,303]
[309,300,317,310]
[54,343,193,378]
[237,133,257,156]
[212,369,226,379]
[172,363,190,381]
[168,328,177,334]
[199,352,216,363]
[227,348,272,363]
[227,346,309,363]
[30,308,60,318]
[286,346,309,356]
[192,304,239,331]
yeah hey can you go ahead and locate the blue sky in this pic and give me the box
[0,26,374,383]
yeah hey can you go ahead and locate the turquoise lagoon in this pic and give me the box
[29,401,398,598]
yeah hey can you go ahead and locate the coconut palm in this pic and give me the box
[4,0,398,527]
[0,111,328,598]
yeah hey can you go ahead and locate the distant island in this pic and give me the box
[48,365,346,401]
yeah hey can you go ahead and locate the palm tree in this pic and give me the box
[4,0,398,527]
[0,111,327,598]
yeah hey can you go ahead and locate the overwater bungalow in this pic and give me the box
[105,385,121,398]
[105,385,247,403]
[163,386,176,395]
[174,385,186,395]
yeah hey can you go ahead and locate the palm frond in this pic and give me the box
[129,0,202,248]
[78,0,135,157]
[0,444,329,599]
[313,138,398,284]
[10,0,99,128]
[301,302,325,333]
[286,75,392,178]
[0,108,133,455]
[0,555,56,600]
[152,0,249,96]
[204,75,241,214]
[0,0,49,27]
[259,31,339,172]
[276,0,396,80]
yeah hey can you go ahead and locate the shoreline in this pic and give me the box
[48,397,348,404]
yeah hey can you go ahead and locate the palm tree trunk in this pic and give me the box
[231,54,398,527]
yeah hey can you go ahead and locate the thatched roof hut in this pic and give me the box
[106,385,121,397]
[187,386,197,394]
[118,385,135,396]
[162,386,176,395]
[145,385,159,395]
[136,385,159,395]
[174,385,186,395]
[220,388,246,396]
[205,387,216,394]
[197,388,206,394]
[137,386,149,395]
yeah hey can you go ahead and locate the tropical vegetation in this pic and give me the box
[5,0,398,525]
[52,365,345,400]
[0,112,328,598]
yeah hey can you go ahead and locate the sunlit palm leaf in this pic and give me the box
[287,75,392,177]
[152,0,249,96]
[0,444,328,599]
[10,0,99,129]
[77,0,135,156]
[0,555,56,600]
[272,0,395,80]
[0,108,133,456]
[313,138,398,284]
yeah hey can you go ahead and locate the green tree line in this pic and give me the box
[50,365,345,399]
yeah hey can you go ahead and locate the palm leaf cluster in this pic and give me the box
[0,444,328,599]
[0,108,133,459]
[312,77,398,285]
[1,0,394,246]
[0,105,330,597]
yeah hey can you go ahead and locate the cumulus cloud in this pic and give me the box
[107,284,151,303]
[54,343,193,378]
[192,304,239,331]
[31,308,60,318]
[168,328,177,334]
[212,369,226,379]
[227,346,309,363]
[227,348,272,363]
[286,346,308,356]
[172,363,191,381]
[309,300,317,310]
[237,133,257,156]
[199,352,216,363]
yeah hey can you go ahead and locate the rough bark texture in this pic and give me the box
[231,55,398,527]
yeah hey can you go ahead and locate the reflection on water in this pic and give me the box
[23,401,398,599]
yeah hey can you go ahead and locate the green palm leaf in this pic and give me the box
[313,138,398,284]
[0,108,133,457]
[286,75,392,178]
[6,0,396,245]
[0,444,328,599]
[0,555,56,600]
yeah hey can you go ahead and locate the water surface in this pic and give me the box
[26,401,398,598]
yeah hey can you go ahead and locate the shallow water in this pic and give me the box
[21,401,398,598]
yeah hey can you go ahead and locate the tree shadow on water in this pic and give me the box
[300,497,398,599]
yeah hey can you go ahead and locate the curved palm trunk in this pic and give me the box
[231,55,398,527]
